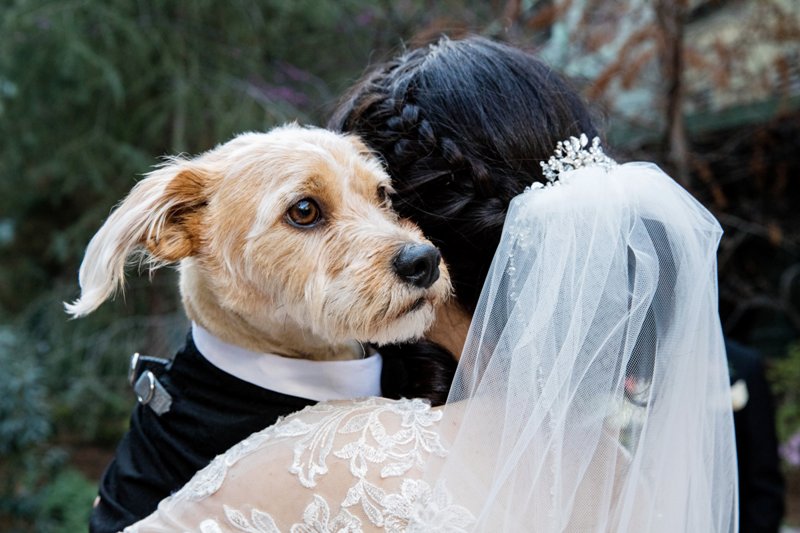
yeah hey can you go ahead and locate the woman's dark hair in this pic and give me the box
[329,36,598,404]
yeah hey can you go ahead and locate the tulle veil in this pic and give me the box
[427,161,738,532]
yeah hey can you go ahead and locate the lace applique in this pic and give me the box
[221,505,281,532]
[275,397,471,531]
[290,398,446,487]
[291,495,362,533]
[284,397,447,527]
[176,404,338,501]
[158,399,474,532]
[182,431,274,501]
[397,480,475,533]
[196,497,362,533]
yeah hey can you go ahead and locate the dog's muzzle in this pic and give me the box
[392,243,441,289]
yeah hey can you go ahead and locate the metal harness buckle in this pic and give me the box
[129,352,173,416]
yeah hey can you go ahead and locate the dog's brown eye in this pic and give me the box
[287,198,321,227]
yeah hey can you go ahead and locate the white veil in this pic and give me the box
[429,159,738,531]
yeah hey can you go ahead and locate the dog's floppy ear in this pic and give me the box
[65,161,209,317]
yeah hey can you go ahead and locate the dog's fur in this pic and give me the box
[66,124,451,360]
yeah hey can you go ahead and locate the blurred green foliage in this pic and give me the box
[770,343,800,447]
[38,468,97,533]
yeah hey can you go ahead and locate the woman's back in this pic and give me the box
[126,396,649,533]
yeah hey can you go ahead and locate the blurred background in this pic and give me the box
[0,0,798,530]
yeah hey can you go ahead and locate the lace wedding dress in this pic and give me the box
[126,143,738,533]
[126,396,637,533]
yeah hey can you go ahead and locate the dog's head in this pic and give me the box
[65,124,451,347]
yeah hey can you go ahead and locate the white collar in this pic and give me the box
[192,322,382,402]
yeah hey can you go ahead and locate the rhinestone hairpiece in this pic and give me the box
[539,134,617,183]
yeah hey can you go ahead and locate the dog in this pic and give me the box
[67,124,451,532]
[66,124,450,356]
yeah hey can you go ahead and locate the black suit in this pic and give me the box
[90,332,317,533]
[726,339,785,533]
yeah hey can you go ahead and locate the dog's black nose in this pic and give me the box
[393,243,441,289]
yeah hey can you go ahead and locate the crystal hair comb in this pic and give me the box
[540,134,617,183]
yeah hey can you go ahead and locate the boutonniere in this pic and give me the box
[731,379,749,411]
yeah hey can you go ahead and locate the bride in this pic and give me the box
[126,38,737,532]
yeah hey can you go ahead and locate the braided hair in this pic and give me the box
[329,36,599,404]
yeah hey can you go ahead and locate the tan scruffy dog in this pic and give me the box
[65,124,451,360]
